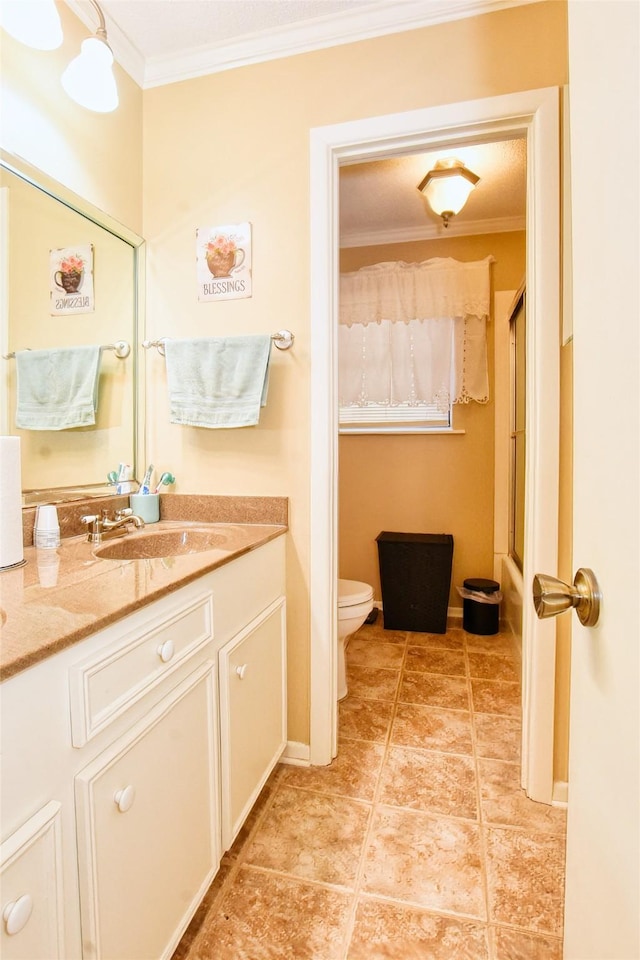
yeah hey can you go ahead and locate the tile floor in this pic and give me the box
[172,616,566,959]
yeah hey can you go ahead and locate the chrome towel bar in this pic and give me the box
[3,340,131,360]
[142,330,295,356]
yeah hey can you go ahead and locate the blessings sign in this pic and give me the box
[196,223,252,302]
[49,244,95,315]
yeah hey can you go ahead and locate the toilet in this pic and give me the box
[337,578,374,700]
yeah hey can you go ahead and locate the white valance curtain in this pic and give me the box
[339,257,493,409]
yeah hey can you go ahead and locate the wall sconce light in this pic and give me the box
[0,0,118,113]
[61,0,118,113]
[0,0,63,50]
[417,158,480,228]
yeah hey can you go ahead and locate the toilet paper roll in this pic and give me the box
[0,437,24,568]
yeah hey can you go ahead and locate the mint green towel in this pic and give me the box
[15,345,101,430]
[165,335,271,428]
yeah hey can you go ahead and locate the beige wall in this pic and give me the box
[142,1,568,744]
[339,232,525,608]
[0,1,143,231]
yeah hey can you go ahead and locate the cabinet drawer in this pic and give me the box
[75,663,219,960]
[69,592,213,747]
[0,802,65,960]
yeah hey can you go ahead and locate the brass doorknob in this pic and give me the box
[532,568,601,627]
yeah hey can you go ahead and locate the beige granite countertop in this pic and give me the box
[1,495,288,682]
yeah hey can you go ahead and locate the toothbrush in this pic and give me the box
[153,472,175,494]
[139,464,154,495]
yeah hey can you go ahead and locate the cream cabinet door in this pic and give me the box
[0,802,65,960]
[219,597,287,849]
[75,663,219,960]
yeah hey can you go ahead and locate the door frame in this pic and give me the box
[309,87,560,803]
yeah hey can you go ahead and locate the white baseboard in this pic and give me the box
[552,779,569,806]
[281,740,310,766]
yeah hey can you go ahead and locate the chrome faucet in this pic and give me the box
[81,508,145,544]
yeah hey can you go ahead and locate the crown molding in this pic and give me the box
[145,0,539,87]
[340,215,526,247]
[67,0,541,89]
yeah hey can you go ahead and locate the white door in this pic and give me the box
[561,3,639,956]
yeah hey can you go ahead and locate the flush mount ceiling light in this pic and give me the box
[61,0,118,113]
[0,0,63,50]
[417,158,480,228]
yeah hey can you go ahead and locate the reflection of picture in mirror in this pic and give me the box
[50,243,95,314]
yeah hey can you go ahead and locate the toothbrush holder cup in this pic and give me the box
[129,494,160,524]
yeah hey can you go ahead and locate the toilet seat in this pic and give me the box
[338,579,374,608]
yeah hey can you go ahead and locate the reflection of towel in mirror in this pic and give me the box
[15,345,101,430]
[165,335,271,428]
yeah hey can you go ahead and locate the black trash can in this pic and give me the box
[462,578,500,635]
[376,531,454,634]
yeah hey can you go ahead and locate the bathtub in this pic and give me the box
[498,554,523,661]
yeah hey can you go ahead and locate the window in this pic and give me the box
[338,314,454,433]
[338,258,492,435]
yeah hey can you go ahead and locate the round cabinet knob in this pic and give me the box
[157,639,175,663]
[3,894,33,936]
[235,663,248,680]
[114,785,136,813]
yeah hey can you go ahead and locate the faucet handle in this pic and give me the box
[80,515,99,526]
[115,508,133,520]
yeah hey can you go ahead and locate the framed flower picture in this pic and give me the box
[50,244,95,315]
[196,223,252,302]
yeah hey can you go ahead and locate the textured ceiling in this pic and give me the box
[340,139,527,245]
[100,0,378,59]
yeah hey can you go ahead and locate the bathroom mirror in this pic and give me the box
[0,151,144,505]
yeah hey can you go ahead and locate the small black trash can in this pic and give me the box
[376,531,454,634]
[462,578,500,635]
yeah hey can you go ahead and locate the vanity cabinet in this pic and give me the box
[0,533,286,960]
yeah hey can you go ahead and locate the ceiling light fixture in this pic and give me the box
[61,0,118,113]
[0,0,63,50]
[417,158,480,228]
